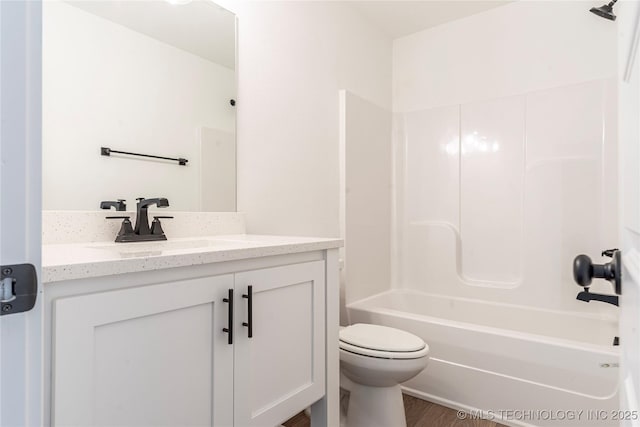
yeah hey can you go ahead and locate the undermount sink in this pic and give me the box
[85,238,248,258]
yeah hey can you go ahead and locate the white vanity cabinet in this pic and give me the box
[49,257,331,427]
[233,261,325,427]
[53,274,236,426]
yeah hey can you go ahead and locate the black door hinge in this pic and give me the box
[0,263,37,316]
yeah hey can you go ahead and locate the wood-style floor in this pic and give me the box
[283,394,506,427]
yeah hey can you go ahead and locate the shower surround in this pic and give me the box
[346,78,620,426]
[394,78,618,315]
[343,3,620,424]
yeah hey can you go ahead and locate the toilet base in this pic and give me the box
[345,383,406,427]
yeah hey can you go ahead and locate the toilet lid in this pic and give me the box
[339,324,426,353]
[339,340,429,359]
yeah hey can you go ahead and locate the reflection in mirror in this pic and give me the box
[43,0,236,212]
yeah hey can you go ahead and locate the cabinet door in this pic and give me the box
[52,275,234,427]
[234,261,326,427]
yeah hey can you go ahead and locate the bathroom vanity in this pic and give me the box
[42,222,341,427]
[39,0,343,424]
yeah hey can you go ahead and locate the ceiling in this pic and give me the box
[66,0,511,65]
[347,1,512,39]
[67,0,236,69]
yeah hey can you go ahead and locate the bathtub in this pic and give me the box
[346,289,620,427]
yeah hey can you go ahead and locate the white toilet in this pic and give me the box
[339,323,429,427]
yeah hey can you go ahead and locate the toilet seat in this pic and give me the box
[339,324,429,359]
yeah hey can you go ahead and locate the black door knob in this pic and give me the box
[572,249,622,294]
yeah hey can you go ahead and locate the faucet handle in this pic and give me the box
[106,216,135,241]
[151,216,173,236]
[573,250,622,295]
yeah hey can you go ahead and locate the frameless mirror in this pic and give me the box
[42,0,236,212]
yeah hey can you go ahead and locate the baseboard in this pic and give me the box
[400,386,534,427]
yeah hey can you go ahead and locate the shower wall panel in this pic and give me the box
[460,96,525,285]
[396,79,618,314]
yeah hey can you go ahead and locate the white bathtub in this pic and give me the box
[346,290,620,427]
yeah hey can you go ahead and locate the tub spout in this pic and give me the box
[576,288,618,306]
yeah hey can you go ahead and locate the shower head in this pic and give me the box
[590,0,617,21]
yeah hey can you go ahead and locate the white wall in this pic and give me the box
[200,128,236,211]
[393,1,617,112]
[212,1,393,325]
[340,91,392,305]
[392,1,619,315]
[218,0,392,237]
[43,1,236,212]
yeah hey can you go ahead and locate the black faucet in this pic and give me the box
[106,197,172,242]
[572,248,622,307]
[134,197,170,236]
[573,249,622,294]
[100,199,127,211]
[576,288,619,306]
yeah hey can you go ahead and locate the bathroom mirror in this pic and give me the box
[42,0,237,212]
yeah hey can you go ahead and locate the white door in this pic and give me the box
[618,1,640,424]
[0,0,43,426]
[234,261,326,427]
[52,275,234,427]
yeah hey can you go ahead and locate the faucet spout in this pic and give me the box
[576,288,619,306]
[100,199,127,211]
[142,198,169,208]
[134,197,170,236]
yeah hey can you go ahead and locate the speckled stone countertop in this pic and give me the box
[42,235,343,284]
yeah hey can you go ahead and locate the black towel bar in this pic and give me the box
[101,147,188,166]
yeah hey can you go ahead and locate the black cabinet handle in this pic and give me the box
[222,289,233,345]
[242,285,253,338]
